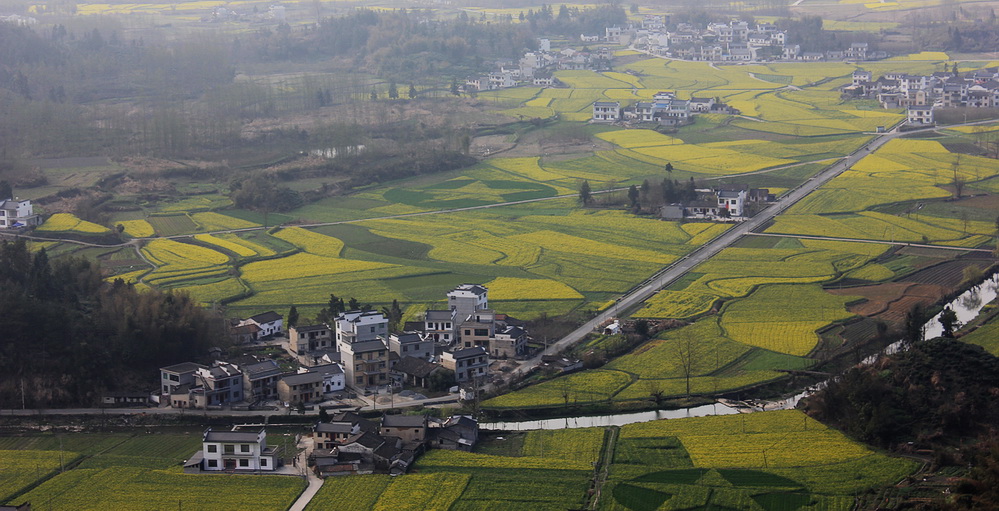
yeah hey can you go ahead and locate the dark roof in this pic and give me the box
[382,414,427,428]
[393,356,441,379]
[293,324,329,333]
[250,311,282,324]
[345,431,387,449]
[281,372,324,386]
[373,442,400,460]
[242,360,281,379]
[309,363,344,376]
[403,321,424,331]
[347,340,387,353]
[330,412,379,433]
[204,429,261,443]
[316,422,353,434]
[450,346,487,358]
[392,332,424,344]
[161,362,207,373]
[424,310,454,321]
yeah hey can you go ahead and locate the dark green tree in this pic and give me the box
[665,162,673,173]
[938,306,958,337]
[388,81,398,99]
[0,180,12,200]
[287,305,300,328]
[627,184,639,207]
[408,83,417,99]
[579,180,592,206]
[450,78,460,96]
[348,297,361,311]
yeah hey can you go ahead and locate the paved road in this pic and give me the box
[504,124,912,379]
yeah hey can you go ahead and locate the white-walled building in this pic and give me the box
[244,311,282,337]
[447,284,489,321]
[335,310,389,351]
[0,198,40,229]
[186,428,280,472]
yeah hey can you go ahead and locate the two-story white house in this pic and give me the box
[592,101,621,122]
[185,428,280,473]
[0,198,41,229]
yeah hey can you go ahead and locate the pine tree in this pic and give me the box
[388,81,398,100]
[287,305,299,327]
[408,83,417,99]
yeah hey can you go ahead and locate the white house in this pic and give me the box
[245,311,282,337]
[0,198,41,229]
[186,428,280,472]
[907,105,934,125]
[716,189,747,217]
[447,284,489,322]
[309,363,346,395]
[335,310,388,351]
[592,101,621,122]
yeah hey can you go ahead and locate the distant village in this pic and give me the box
[844,67,999,126]
[464,15,885,94]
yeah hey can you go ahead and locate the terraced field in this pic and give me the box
[602,410,918,511]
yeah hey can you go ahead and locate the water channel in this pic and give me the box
[482,273,999,431]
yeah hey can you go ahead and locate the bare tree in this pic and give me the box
[675,329,696,397]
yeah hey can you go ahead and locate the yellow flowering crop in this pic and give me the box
[118,220,154,238]
[37,213,109,234]
[485,277,583,300]
[273,227,344,257]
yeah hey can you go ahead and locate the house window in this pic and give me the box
[241,444,250,453]
[261,458,268,467]
[370,326,375,333]
[356,376,364,384]
[224,445,235,454]
[239,459,250,467]
[207,459,218,468]
[464,330,471,335]
[207,444,218,453]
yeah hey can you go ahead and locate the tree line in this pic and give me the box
[0,239,227,407]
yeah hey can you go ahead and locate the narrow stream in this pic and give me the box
[483,273,999,431]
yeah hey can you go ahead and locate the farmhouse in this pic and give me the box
[185,428,281,473]
[239,311,282,338]
[0,198,40,229]
[342,338,391,390]
[592,101,621,122]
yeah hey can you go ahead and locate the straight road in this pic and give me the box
[505,124,913,378]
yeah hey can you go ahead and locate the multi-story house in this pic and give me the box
[289,323,333,355]
[0,198,40,229]
[592,101,621,122]
[238,358,282,402]
[335,310,388,351]
[160,362,207,396]
[194,363,243,406]
[342,338,390,389]
[423,310,456,344]
[188,428,280,472]
[388,332,434,361]
[277,371,324,404]
[441,346,489,384]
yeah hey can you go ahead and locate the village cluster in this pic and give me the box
[464,15,884,94]
[150,284,526,411]
[844,68,999,125]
